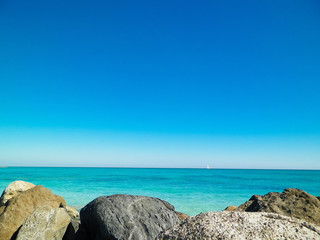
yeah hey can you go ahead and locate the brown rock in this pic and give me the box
[237,188,320,226]
[0,185,66,240]
[15,206,71,240]
[224,205,237,211]
[176,212,189,220]
[0,181,35,206]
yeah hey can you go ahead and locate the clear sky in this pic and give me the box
[0,0,319,168]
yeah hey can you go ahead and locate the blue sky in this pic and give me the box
[0,0,319,168]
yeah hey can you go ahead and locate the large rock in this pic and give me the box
[79,194,180,240]
[0,181,35,206]
[237,188,320,226]
[15,206,71,240]
[159,211,320,240]
[0,185,66,240]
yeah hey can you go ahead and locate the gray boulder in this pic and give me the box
[15,206,71,240]
[237,188,320,226]
[159,211,320,240]
[78,194,180,240]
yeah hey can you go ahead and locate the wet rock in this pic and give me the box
[159,211,320,240]
[237,188,320,226]
[79,194,180,240]
[0,181,35,206]
[15,206,71,240]
[0,185,66,240]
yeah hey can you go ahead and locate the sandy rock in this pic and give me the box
[237,188,320,226]
[176,212,189,221]
[15,206,71,240]
[0,181,35,206]
[0,205,4,216]
[159,211,320,240]
[0,185,66,240]
[66,206,79,219]
[79,194,180,240]
[224,205,237,211]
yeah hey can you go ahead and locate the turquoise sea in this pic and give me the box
[1,167,320,216]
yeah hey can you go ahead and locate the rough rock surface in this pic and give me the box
[237,188,320,226]
[79,194,180,240]
[0,185,66,240]
[15,206,71,240]
[0,181,35,206]
[159,211,320,240]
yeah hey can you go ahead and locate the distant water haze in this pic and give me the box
[0,128,319,169]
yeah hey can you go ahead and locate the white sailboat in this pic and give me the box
[206,165,210,169]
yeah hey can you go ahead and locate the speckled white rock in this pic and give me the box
[16,206,71,240]
[0,181,35,206]
[159,211,320,240]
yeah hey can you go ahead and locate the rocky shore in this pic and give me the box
[0,181,320,240]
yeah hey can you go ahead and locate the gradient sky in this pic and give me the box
[0,0,319,168]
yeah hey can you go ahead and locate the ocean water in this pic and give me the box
[1,167,320,216]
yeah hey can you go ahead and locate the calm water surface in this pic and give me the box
[1,167,319,216]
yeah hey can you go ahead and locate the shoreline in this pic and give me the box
[1,181,320,239]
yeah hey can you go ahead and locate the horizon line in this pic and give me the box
[1,166,320,171]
